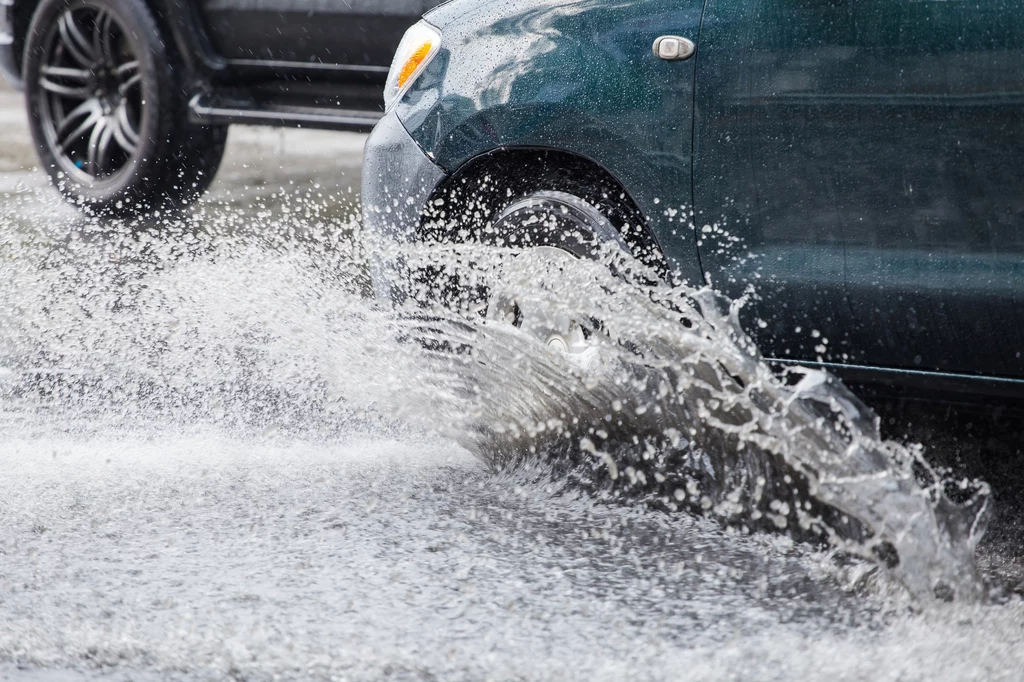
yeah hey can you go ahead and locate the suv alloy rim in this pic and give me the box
[38,5,142,183]
[486,245,604,371]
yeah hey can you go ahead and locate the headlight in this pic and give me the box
[384,21,442,111]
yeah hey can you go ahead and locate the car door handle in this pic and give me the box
[653,36,695,61]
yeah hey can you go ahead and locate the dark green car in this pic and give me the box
[362,0,1024,400]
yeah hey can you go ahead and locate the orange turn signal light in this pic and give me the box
[385,22,442,110]
[398,42,435,89]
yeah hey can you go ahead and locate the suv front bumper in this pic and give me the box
[0,0,21,89]
[361,109,445,241]
[361,110,446,302]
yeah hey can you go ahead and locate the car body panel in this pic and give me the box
[398,0,706,285]
[199,0,423,67]
[695,0,1024,378]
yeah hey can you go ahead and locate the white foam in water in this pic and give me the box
[0,197,1021,681]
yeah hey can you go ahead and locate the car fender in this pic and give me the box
[394,0,705,285]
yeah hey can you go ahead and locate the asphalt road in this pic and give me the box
[2,85,1024,681]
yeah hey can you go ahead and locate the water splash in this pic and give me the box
[360,241,991,602]
[0,203,991,603]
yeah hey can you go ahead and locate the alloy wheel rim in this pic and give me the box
[39,5,143,184]
[487,246,604,370]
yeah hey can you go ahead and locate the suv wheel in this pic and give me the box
[23,0,226,214]
[481,190,630,362]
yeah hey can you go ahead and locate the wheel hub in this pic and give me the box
[92,67,120,109]
[487,246,604,370]
[547,336,568,353]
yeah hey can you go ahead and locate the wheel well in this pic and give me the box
[421,147,667,273]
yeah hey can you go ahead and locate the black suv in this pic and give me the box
[0,0,440,213]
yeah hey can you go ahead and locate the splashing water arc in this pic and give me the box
[370,239,991,602]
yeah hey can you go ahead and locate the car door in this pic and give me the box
[200,0,425,66]
[693,0,1024,378]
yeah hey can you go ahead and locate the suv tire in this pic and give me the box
[22,0,226,215]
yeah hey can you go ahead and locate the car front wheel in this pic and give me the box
[22,0,226,215]
[481,189,631,362]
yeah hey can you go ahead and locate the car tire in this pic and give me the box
[22,0,226,215]
[418,185,638,308]
[489,189,630,257]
